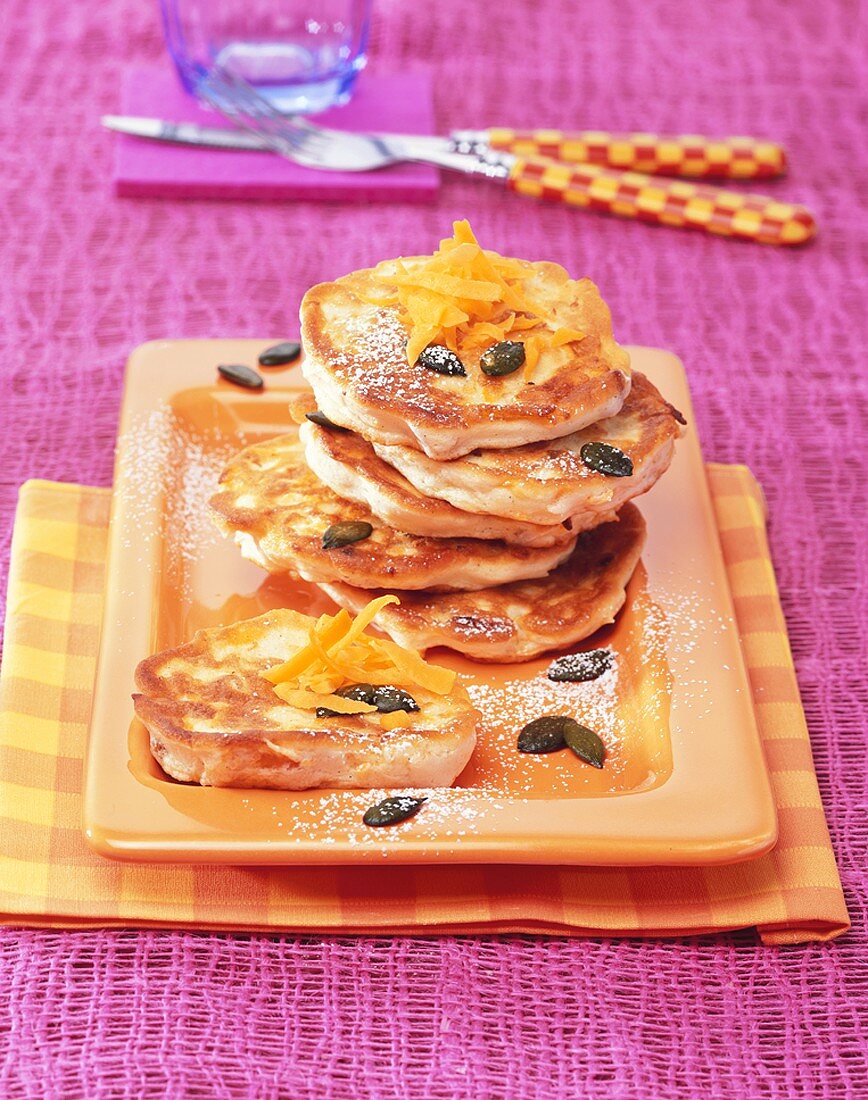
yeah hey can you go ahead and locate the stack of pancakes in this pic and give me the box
[212,237,684,663]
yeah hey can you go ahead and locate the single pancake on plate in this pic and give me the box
[320,504,647,663]
[299,220,631,460]
[370,373,683,529]
[133,601,479,789]
[291,395,574,548]
[210,436,576,591]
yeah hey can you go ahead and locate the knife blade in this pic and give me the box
[101,115,454,157]
[101,115,272,150]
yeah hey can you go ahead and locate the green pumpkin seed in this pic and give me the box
[580,441,633,477]
[547,649,613,683]
[217,363,264,390]
[517,716,570,754]
[417,345,466,376]
[338,683,376,703]
[372,686,420,714]
[480,340,526,377]
[315,682,376,718]
[363,795,427,827]
[305,411,347,431]
[322,520,373,550]
[563,720,606,769]
[315,683,421,718]
[258,341,301,367]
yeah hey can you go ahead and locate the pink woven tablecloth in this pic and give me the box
[0,1,865,1097]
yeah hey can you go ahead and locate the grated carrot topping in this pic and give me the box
[262,609,353,684]
[273,686,376,714]
[551,326,586,347]
[379,711,413,731]
[371,221,585,368]
[264,595,456,719]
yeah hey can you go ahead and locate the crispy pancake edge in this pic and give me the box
[296,414,575,549]
[209,436,576,591]
[300,260,631,459]
[320,504,647,662]
[371,373,682,526]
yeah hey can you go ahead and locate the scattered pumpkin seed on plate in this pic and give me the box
[563,721,606,768]
[321,520,373,550]
[217,363,264,390]
[258,341,302,366]
[517,715,571,754]
[517,714,606,768]
[547,649,613,683]
[363,795,427,827]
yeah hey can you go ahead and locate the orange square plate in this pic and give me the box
[83,340,777,866]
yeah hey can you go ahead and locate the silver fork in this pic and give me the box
[193,69,816,246]
[195,69,510,177]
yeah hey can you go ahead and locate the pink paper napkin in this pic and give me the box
[113,65,439,203]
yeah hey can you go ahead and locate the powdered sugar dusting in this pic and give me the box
[459,588,673,798]
[117,403,249,598]
[331,307,408,372]
[649,580,738,723]
[327,305,472,418]
[237,788,518,849]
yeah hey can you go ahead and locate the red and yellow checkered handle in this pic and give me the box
[507,156,816,245]
[489,128,787,179]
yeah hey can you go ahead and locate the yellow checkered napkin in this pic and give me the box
[0,473,849,943]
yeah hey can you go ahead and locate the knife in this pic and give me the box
[101,116,787,180]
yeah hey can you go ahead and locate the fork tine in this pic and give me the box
[206,69,318,139]
[196,69,319,158]
[193,67,394,171]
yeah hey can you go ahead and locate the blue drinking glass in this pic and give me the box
[159,0,373,114]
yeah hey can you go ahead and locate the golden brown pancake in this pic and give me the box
[133,610,479,789]
[210,437,576,591]
[370,373,683,528]
[320,505,647,662]
[290,395,574,548]
[300,258,631,460]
